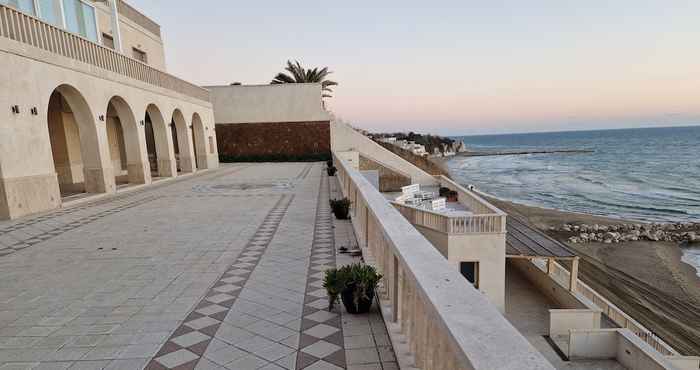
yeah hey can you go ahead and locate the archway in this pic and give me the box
[172,109,195,173]
[106,96,147,185]
[46,85,104,197]
[145,104,175,178]
[192,113,208,169]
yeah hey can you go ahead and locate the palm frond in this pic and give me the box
[271,60,338,98]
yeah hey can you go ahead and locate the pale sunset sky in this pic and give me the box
[129,0,700,135]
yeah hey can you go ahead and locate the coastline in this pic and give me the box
[449,173,700,355]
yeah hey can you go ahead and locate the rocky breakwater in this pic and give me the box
[550,222,700,244]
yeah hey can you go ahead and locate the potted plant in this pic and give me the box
[322,268,343,312]
[447,190,458,202]
[329,198,351,219]
[323,263,382,314]
[327,166,337,176]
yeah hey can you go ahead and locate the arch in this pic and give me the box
[191,112,207,169]
[171,109,196,173]
[106,96,149,185]
[46,84,108,196]
[145,104,176,178]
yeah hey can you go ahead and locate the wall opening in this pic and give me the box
[106,102,128,185]
[460,261,480,289]
[144,112,158,176]
[47,90,86,197]
[170,119,181,172]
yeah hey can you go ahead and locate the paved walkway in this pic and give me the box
[0,163,395,370]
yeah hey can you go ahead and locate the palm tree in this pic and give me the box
[271,60,338,98]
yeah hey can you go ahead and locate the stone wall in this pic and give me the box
[216,121,331,162]
[358,156,411,192]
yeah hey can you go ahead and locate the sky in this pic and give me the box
[129,0,700,136]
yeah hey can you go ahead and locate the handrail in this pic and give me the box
[531,259,678,356]
[333,152,555,370]
[0,5,209,102]
[392,201,506,234]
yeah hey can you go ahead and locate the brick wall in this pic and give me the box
[216,121,330,162]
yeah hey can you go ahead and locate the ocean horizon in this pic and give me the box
[446,125,700,275]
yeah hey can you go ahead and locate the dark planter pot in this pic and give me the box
[327,167,337,176]
[332,207,349,220]
[341,285,375,314]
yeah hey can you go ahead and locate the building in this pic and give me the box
[206,83,332,161]
[0,0,219,220]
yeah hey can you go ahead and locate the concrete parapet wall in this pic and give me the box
[664,355,700,370]
[207,83,331,124]
[569,329,684,370]
[358,155,411,192]
[549,309,601,337]
[331,121,435,186]
[509,259,587,309]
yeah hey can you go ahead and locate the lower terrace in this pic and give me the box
[332,146,698,370]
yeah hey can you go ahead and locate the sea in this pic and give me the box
[446,125,700,276]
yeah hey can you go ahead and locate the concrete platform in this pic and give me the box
[0,163,395,370]
[505,263,627,370]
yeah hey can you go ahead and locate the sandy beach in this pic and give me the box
[485,195,700,355]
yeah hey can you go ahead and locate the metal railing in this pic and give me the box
[392,201,506,234]
[0,4,209,102]
[334,152,555,370]
[531,258,678,356]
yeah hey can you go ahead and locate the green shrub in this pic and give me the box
[329,198,351,219]
[324,263,382,313]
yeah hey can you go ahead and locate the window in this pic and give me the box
[62,0,98,42]
[37,0,62,26]
[132,47,147,63]
[102,33,114,49]
[460,262,479,288]
[0,0,36,15]
[2,0,99,42]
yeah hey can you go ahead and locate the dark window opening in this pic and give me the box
[460,261,479,288]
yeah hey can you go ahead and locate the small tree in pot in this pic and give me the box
[323,263,382,314]
[329,198,351,219]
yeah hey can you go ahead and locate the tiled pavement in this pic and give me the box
[0,163,395,370]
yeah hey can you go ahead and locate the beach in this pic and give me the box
[484,195,700,355]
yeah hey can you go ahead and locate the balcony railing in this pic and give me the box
[334,152,554,370]
[531,258,678,356]
[392,202,506,234]
[390,175,507,234]
[0,4,209,102]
